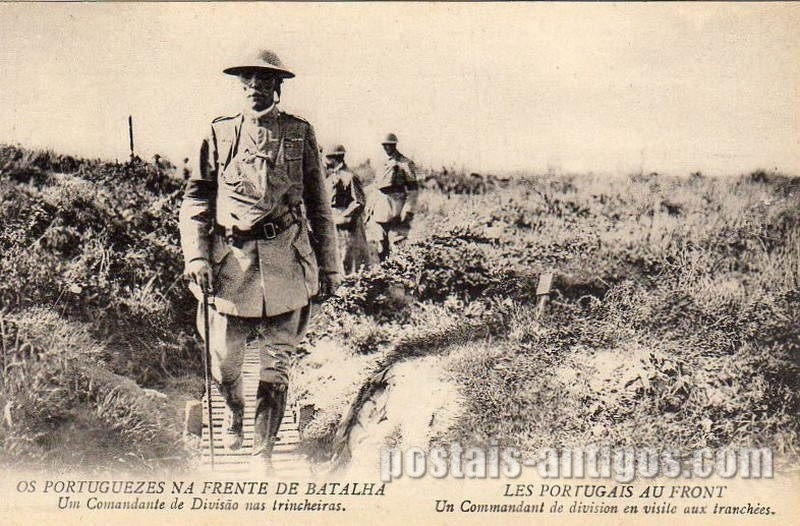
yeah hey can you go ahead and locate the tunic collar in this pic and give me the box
[244,104,279,125]
[386,149,404,161]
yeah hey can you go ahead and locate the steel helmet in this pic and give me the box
[223,49,295,79]
[381,133,398,145]
[325,144,347,157]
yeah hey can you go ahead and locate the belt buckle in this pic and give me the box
[262,222,277,240]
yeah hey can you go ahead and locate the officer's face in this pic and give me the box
[239,72,279,111]
[382,143,397,156]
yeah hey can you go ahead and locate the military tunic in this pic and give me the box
[364,150,419,258]
[180,106,338,317]
[370,150,418,223]
[179,105,339,384]
[326,162,369,274]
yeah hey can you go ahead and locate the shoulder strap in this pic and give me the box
[281,113,307,137]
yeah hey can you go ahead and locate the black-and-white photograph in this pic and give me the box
[0,2,798,524]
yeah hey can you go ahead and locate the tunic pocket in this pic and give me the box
[285,137,303,159]
[221,160,243,187]
[285,138,304,182]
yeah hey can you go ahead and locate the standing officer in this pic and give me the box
[324,145,369,275]
[367,133,419,259]
[179,49,340,472]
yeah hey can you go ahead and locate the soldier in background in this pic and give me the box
[177,157,192,181]
[365,133,419,260]
[324,145,369,275]
[179,49,340,473]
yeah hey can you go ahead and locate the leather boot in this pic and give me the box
[217,377,244,450]
[252,381,287,473]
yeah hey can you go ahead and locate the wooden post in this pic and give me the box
[535,272,554,320]
[128,115,134,162]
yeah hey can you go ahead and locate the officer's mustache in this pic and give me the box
[244,85,281,104]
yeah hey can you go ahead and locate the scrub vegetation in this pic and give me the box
[300,168,800,469]
[0,144,798,473]
[0,145,197,472]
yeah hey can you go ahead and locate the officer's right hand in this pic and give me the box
[334,213,350,227]
[185,258,214,294]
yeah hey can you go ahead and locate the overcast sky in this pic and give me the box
[1,3,798,176]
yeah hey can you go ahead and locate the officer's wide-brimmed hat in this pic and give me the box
[223,49,295,79]
[381,133,399,145]
[325,145,347,157]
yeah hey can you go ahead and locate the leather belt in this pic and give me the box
[215,214,297,246]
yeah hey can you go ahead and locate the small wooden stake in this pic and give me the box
[535,272,554,320]
[128,115,135,161]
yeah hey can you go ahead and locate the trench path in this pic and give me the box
[199,346,311,477]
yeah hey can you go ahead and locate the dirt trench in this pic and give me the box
[293,339,464,476]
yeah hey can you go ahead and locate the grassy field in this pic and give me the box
[1,144,798,473]
[298,169,800,468]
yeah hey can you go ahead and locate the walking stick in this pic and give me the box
[202,291,216,470]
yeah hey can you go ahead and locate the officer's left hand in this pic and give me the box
[318,271,342,300]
